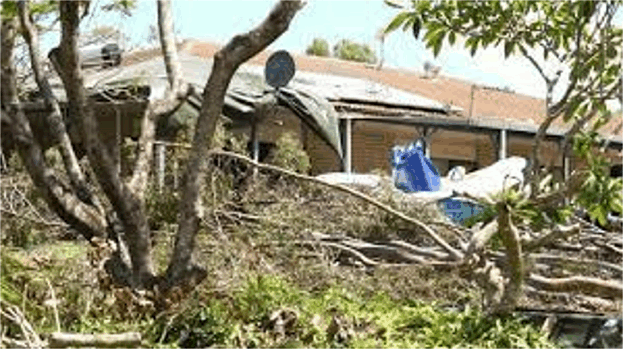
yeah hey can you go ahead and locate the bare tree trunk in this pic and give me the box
[528,82,555,198]
[58,2,154,288]
[128,0,188,200]
[157,0,182,93]
[165,0,304,288]
[16,0,102,212]
[1,16,107,241]
[493,202,524,315]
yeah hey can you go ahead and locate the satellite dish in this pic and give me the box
[265,50,295,89]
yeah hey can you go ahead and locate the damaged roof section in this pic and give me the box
[30,50,460,159]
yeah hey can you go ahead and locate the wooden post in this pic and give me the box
[173,157,179,190]
[417,126,435,159]
[345,117,352,175]
[499,128,507,160]
[562,146,570,181]
[154,142,166,191]
[114,106,121,175]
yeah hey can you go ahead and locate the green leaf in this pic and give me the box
[433,31,446,57]
[412,17,421,39]
[384,0,404,9]
[504,41,515,58]
[448,31,456,45]
[385,12,412,34]
[401,15,415,31]
[470,38,479,57]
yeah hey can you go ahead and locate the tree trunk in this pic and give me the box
[165,0,304,288]
[1,16,107,241]
[58,2,154,288]
[493,202,524,315]
[17,0,102,211]
[128,0,189,201]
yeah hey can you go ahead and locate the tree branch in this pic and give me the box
[208,150,463,260]
[494,202,524,315]
[127,0,192,200]
[1,16,107,241]
[17,0,100,210]
[522,224,581,253]
[528,274,623,300]
[165,0,305,288]
[58,2,154,288]
[49,332,141,349]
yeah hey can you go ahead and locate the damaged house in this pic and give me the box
[4,40,621,185]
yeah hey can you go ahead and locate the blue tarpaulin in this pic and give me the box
[390,140,441,192]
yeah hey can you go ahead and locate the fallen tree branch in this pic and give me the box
[522,223,581,253]
[592,240,623,256]
[210,150,463,261]
[387,240,452,261]
[490,251,623,278]
[48,332,141,348]
[531,254,623,278]
[524,286,618,312]
[465,220,498,260]
[527,274,623,300]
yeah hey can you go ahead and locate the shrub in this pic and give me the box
[333,39,377,64]
[271,132,311,174]
[306,38,330,57]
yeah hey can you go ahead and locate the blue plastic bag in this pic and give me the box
[390,140,441,192]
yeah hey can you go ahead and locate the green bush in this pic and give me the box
[271,132,311,174]
[306,38,330,57]
[333,39,377,64]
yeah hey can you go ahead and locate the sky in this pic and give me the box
[43,0,623,104]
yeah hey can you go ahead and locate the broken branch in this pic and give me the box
[210,150,463,261]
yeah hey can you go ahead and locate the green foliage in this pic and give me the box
[333,39,377,64]
[271,132,311,174]
[306,38,330,57]
[1,0,57,19]
[573,137,623,226]
[384,0,622,118]
[101,0,137,17]
[149,274,554,348]
[145,185,179,231]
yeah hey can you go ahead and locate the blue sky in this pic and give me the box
[45,0,622,103]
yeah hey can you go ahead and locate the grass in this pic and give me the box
[147,274,555,348]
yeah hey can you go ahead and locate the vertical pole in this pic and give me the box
[154,142,166,191]
[499,128,507,160]
[173,157,179,190]
[345,117,352,175]
[469,84,476,119]
[115,106,121,175]
[421,127,434,159]
[250,115,259,177]
[563,150,570,181]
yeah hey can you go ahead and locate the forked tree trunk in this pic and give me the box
[58,2,155,288]
[164,0,304,288]
[1,14,107,241]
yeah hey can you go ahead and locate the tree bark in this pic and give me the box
[49,332,141,348]
[128,0,188,200]
[165,0,304,288]
[494,202,524,315]
[527,274,623,300]
[1,16,108,241]
[17,0,102,211]
[58,2,154,288]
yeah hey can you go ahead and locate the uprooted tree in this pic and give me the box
[1,0,304,291]
[380,0,622,314]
